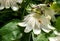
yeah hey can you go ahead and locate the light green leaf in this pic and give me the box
[54,0,60,3]
[50,2,60,12]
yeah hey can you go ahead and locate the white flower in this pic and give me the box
[49,36,60,41]
[18,4,55,35]
[0,0,23,11]
[18,12,55,35]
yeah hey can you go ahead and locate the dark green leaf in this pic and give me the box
[32,33,48,41]
[0,19,22,41]
[55,17,60,31]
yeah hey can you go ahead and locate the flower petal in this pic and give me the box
[18,22,26,27]
[42,28,51,33]
[41,24,51,33]
[11,3,19,11]
[24,18,35,33]
[45,15,51,20]
[11,6,19,11]
[49,37,56,41]
[54,30,60,35]
[45,8,56,17]
[24,26,32,33]
[33,28,41,35]
[17,0,23,3]
[0,5,4,10]
[47,24,55,30]
[40,16,51,25]
[5,0,10,9]
[33,20,41,35]
[0,3,4,10]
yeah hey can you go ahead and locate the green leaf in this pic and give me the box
[32,33,48,41]
[55,17,60,31]
[0,19,22,41]
[50,2,60,12]
[54,0,60,3]
[20,33,31,41]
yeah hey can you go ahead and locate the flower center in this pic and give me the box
[38,20,42,23]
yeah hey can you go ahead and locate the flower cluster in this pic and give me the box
[18,4,56,35]
[0,0,23,11]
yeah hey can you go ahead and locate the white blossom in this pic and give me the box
[18,4,55,35]
[0,0,23,11]
[18,13,55,35]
